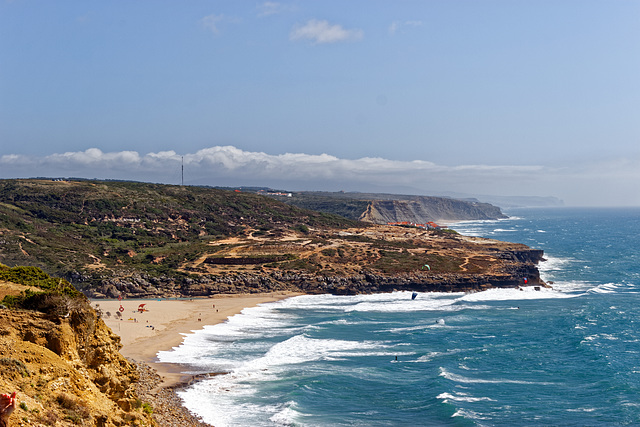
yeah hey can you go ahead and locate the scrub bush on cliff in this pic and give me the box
[0,265,81,297]
[0,264,85,316]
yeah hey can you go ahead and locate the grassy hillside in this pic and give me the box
[0,179,543,298]
[0,179,361,282]
[268,192,371,220]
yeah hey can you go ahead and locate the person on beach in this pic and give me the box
[0,392,17,427]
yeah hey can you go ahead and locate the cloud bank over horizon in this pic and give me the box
[2,3,638,208]
[2,145,638,207]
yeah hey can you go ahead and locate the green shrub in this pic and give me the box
[292,224,309,234]
[321,248,337,257]
[0,265,86,315]
[0,265,81,298]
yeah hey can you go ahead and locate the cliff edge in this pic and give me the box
[0,179,541,300]
[0,270,156,426]
[359,197,507,224]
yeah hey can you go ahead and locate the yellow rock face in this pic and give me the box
[0,284,155,427]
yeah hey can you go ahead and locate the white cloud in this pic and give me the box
[290,19,363,44]
[2,145,640,206]
[389,21,399,35]
[46,148,141,167]
[257,2,290,17]
[0,154,30,165]
[200,14,225,34]
[389,20,423,35]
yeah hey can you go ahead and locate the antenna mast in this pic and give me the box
[181,156,184,186]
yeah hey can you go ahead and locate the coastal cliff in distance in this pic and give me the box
[262,190,507,224]
[359,197,507,224]
[0,179,544,299]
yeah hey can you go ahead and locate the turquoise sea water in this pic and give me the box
[158,207,640,426]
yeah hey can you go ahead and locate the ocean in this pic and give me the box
[158,207,640,426]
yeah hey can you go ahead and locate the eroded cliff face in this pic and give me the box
[81,226,545,299]
[0,290,155,426]
[360,198,507,224]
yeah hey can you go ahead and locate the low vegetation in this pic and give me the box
[0,266,156,426]
[1,264,83,313]
[0,179,541,298]
[0,179,362,287]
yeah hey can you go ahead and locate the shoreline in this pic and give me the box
[93,291,302,389]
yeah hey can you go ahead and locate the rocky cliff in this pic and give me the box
[360,197,507,224]
[81,226,545,299]
[0,179,541,301]
[0,280,156,426]
[274,190,507,223]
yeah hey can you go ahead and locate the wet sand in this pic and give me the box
[93,292,301,388]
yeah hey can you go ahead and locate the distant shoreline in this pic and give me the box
[94,292,302,389]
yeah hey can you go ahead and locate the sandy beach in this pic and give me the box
[92,292,300,388]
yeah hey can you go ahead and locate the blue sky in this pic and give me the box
[1,1,639,206]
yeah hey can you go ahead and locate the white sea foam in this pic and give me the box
[156,328,230,365]
[383,323,436,333]
[548,281,629,296]
[582,333,620,344]
[157,301,302,366]
[588,282,623,294]
[451,408,490,420]
[458,286,575,302]
[177,386,295,427]
[340,291,492,313]
[548,280,596,294]
[346,299,457,313]
[439,367,554,385]
[160,292,461,367]
[269,401,302,426]
[538,254,576,272]
[175,382,257,426]
[250,334,387,368]
[412,349,469,363]
[279,291,465,313]
[448,217,517,237]
[174,333,397,425]
[538,256,616,295]
[438,392,496,403]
